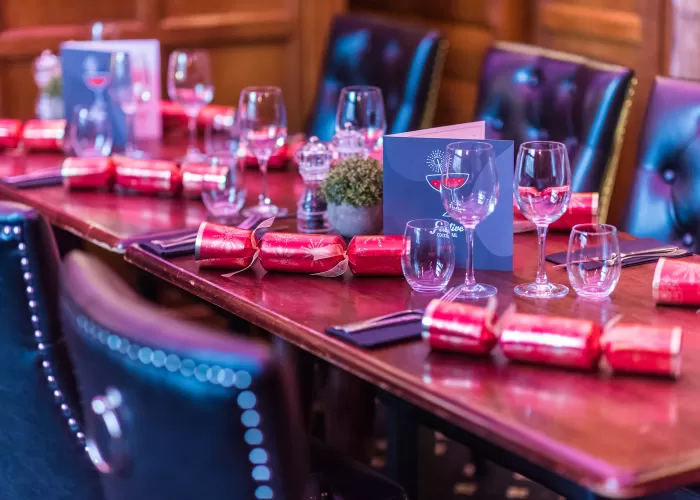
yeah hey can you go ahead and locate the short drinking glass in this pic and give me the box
[200,154,247,223]
[567,224,621,299]
[70,106,112,157]
[441,141,499,299]
[401,219,456,293]
[514,141,571,299]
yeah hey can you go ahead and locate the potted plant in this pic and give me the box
[322,157,383,238]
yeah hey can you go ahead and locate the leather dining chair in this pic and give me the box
[60,250,406,500]
[306,13,447,141]
[474,42,637,222]
[619,76,700,253]
[0,201,102,500]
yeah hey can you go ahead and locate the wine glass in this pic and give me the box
[441,141,499,299]
[514,141,572,299]
[167,50,214,162]
[110,52,143,158]
[335,86,386,152]
[237,86,288,218]
[70,105,112,157]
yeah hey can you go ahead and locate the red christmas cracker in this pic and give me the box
[347,235,403,276]
[61,157,115,189]
[652,257,700,308]
[422,298,499,356]
[115,158,181,196]
[259,233,347,276]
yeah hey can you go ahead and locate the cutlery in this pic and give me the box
[151,214,261,248]
[553,246,684,269]
[333,285,461,334]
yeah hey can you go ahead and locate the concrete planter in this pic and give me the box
[327,203,383,238]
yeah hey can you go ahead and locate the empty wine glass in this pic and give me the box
[167,50,214,162]
[238,86,288,218]
[200,154,247,223]
[401,219,455,293]
[336,86,386,152]
[110,52,142,158]
[441,141,499,299]
[70,105,112,157]
[514,141,572,299]
[567,224,621,299]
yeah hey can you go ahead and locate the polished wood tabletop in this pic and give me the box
[125,229,700,499]
[3,152,700,497]
[0,152,299,252]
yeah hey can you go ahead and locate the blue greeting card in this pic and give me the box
[383,122,514,271]
[61,47,127,148]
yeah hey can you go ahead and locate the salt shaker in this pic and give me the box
[295,137,333,233]
[332,122,365,162]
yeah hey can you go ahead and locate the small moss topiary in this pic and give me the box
[321,157,383,208]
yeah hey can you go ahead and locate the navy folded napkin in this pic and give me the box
[139,228,199,258]
[2,170,63,189]
[325,313,423,348]
[547,238,690,269]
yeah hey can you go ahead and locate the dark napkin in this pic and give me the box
[2,169,63,189]
[138,228,199,258]
[547,238,690,269]
[325,313,423,348]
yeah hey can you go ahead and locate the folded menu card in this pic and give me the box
[383,122,514,271]
[61,40,162,145]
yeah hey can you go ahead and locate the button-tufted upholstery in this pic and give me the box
[306,13,447,141]
[0,202,102,500]
[60,251,407,500]
[474,42,636,222]
[620,77,700,253]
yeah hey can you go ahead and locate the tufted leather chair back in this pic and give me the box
[0,202,102,500]
[620,77,700,253]
[474,42,636,221]
[60,251,308,500]
[306,13,447,141]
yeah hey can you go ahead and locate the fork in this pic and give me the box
[552,246,684,269]
[333,285,461,333]
[151,214,261,248]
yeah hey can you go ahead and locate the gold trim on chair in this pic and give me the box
[420,38,449,130]
[598,76,637,224]
[492,41,636,222]
[493,41,629,73]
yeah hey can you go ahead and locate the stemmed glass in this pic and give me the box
[336,86,386,152]
[110,52,151,158]
[441,141,499,299]
[167,50,214,162]
[238,86,288,217]
[514,141,572,298]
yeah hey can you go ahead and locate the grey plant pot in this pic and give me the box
[327,203,383,238]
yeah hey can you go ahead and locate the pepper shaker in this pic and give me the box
[295,137,333,233]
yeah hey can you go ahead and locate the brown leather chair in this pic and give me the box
[620,76,700,253]
[306,13,447,141]
[474,42,636,222]
[60,250,406,500]
[0,202,102,500]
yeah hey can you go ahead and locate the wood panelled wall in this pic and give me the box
[349,0,668,224]
[0,0,346,132]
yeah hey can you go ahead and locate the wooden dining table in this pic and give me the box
[2,152,700,500]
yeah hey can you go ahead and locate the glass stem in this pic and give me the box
[186,111,198,156]
[258,157,270,205]
[464,227,476,288]
[536,225,549,285]
[125,112,136,155]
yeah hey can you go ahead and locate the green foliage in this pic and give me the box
[321,157,383,208]
[45,76,62,98]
